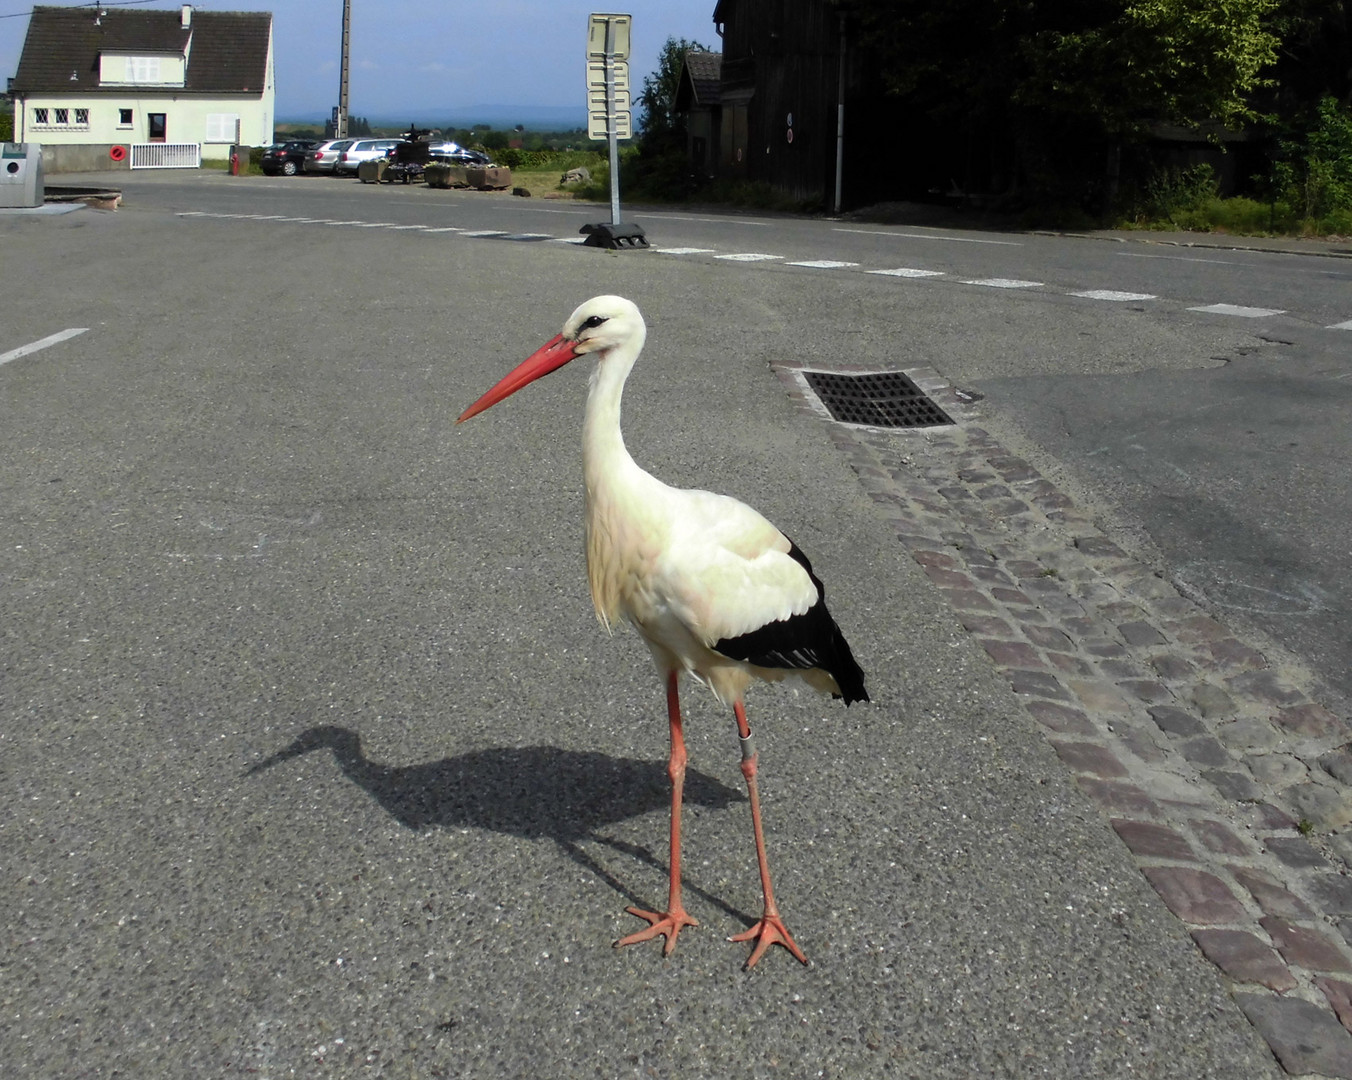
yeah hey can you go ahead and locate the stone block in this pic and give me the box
[1050,740,1128,778]
[1216,717,1281,753]
[1236,993,1352,1078]
[1148,705,1207,738]
[1283,782,1352,832]
[1261,916,1352,973]
[1022,700,1097,735]
[1276,703,1348,739]
[1142,866,1247,924]
[1112,819,1195,860]
[1192,682,1237,718]
[1230,866,1315,919]
[1191,929,1296,991]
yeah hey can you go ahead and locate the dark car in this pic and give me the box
[428,142,491,166]
[260,140,319,176]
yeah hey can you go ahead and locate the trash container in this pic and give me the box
[0,143,44,208]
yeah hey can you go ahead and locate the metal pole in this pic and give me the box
[337,0,351,138]
[606,17,621,225]
[834,14,846,214]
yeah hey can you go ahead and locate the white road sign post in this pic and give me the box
[583,12,646,248]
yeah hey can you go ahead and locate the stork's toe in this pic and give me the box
[615,905,699,955]
[730,913,807,968]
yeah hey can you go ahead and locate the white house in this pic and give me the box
[9,4,274,166]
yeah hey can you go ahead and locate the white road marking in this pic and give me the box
[1069,289,1157,301]
[1,327,88,367]
[1187,303,1285,317]
[167,215,1344,335]
[1119,251,1246,266]
[962,277,1043,289]
[867,267,945,278]
[834,227,1022,246]
[637,213,768,226]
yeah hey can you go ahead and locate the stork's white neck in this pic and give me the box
[582,329,646,494]
[580,325,660,629]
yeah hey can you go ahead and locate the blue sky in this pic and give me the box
[2,1,720,122]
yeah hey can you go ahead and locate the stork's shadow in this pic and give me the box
[245,725,748,917]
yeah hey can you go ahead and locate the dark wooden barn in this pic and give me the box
[698,0,910,211]
[674,51,723,183]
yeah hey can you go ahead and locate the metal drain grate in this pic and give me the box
[802,370,955,429]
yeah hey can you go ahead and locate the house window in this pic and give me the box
[75,108,89,125]
[125,56,162,83]
[118,108,134,127]
[55,108,69,124]
[205,113,240,143]
[148,113,167,142]
[33,107,48,125]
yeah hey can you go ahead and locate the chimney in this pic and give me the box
[181,5,192,28]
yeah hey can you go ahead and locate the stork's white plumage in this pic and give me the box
[458,295,867,967]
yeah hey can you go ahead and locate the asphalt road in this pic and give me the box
[0,175,1315,1077]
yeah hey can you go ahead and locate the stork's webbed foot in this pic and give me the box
[730,912,808,968]
[615,905,698,955]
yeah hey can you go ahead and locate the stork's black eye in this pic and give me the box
[582,315,608,330]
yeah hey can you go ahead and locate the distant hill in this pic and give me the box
[279,104,589,131]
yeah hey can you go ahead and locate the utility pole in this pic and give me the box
[335,0,351,138]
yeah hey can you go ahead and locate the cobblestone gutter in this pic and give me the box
[775,362,1352,1079]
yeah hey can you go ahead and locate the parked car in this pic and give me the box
[259,140,318,176]
[427,141,491,166]
[304,139,354,174]
[335,139,401,176]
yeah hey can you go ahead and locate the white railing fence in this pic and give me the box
[130,143,201,170]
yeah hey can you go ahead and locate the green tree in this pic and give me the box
[837,0,1281,208]
[842,0,1278,136]
[1017,0,1280,137]
[1275,95,1352,218]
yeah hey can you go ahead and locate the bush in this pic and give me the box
[1206,196,1279,234]
[1274,97,1352,222]
[1137,164,1220,228]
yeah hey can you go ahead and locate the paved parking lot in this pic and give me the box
[4,186,1340,1077]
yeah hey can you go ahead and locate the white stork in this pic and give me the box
[457,295,868,967]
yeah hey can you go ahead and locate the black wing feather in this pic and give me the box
[712,541,869,704]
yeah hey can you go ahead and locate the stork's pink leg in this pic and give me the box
[727,701,808,968]
[615,671,698,954]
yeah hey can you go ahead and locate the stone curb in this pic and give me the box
[774,362,1352,1078]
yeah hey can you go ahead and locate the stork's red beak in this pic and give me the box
[456,333,580,423]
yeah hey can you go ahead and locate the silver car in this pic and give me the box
[335,138,401,176]
[304,139,354,174]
